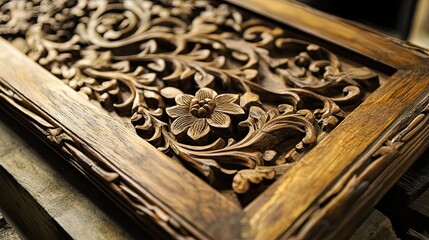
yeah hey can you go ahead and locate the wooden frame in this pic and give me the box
[0,0,428,239]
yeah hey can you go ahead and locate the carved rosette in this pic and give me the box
[0,0,380,196]
[166,88,244,141]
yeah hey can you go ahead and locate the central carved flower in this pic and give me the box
[166,88,245,141]
[189,98,216,118]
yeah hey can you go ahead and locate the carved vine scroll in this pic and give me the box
[0,0,380,196]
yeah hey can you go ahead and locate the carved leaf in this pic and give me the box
[240,91,261,109]
[148,59,166,72]
[215,103,245,115]
[0,0,380,196]
[160,87,183,101]
[232,168,276,194]
[214,94,239,104]
[342,67,378,80]
[194,72,215,88]
[175,94,193,106]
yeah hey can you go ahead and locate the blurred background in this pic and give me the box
[297,0,429,48]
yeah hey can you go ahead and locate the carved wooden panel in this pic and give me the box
[0,0,383,198]
[0,0,428,239]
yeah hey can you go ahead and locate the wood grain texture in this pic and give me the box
[0,1,428,239]
[0,0,383,197]
[0,37,241,239]
[226,0,429,69]
[287,85,429,240]
[0,109,148,240]
[242,69,429,239]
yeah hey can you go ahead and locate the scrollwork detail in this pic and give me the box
[0,0,380,195]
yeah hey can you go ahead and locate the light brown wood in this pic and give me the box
[242,69,429,239]
[0,0,383,197]
[0,0,428,239]
[0,37,241,239]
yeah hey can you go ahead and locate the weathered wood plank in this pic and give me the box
[379,150,429,206]
[405,228,429,239]
[242,69,429,239]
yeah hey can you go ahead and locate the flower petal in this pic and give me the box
[166,105,190,118]
[170,115,195,135]
[215,93,239,104]
[195,88,217,100]
[187,118,210,141]
[207,111,231,128]
[175,94,194,106]
[215,103,245,115]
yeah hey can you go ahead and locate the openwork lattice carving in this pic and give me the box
[0,0,380,195]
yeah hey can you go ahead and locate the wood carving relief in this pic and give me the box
[0,79,192,238]
[285,93,429,239]
[0,0,381,198]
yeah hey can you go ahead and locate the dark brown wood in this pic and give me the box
[397,150,429,203]
[376,158,429,239]
[0,0,428,239]
[410,188,429,220]
[404,189,429,239]
[349,210,397,240]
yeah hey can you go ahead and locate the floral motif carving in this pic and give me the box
[0,0,381,196]
[166,88,244,141]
